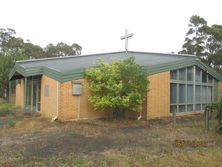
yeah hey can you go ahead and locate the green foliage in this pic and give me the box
[180,15,222,72]
[85,57,149,116]
[216,99,222,124]
[44,42,82,57]
[0,52,26,98]
[206,99,222,134]
[8,120,16,128]
[0,100,13,117]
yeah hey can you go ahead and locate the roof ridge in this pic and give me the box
[16,50,196,64]
[128,51,196,57]
[16,51,126,64]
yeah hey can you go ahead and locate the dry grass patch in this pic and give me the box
[0,114,222,167]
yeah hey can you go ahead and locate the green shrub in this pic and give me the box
[0,101,13,117]
[0,109,10,116]
[8,120,16,127]
[215,98,222,133]
[85,57,149,118]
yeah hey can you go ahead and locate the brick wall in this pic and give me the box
[15,79,24,107]
[40,75,59,118]
[146,71,170,119]
[59,79,109,121]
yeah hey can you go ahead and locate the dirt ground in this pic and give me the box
[0,114,222,167]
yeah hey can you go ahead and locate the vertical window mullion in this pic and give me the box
[200,70,202,111]
[193,66,196,112]
[177,69,179,112]
[185,68,187,112]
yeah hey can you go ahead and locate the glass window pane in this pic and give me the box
[170,83,177,104]
[207,87,212,103]
[202,71,207,83]
[179,105,185,112]
[170,105,177,113]
[187,105,193,112]
[196,104,201,111]
[179,84,186,103]
[179,68,186,81]
[195,67,201,82]
[202,86,207,103]
[187,67,193,81]
[187,85,193,103]
[170,70,177,80]
[195,86,201,103]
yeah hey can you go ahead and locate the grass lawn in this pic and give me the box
[0,112,222,167]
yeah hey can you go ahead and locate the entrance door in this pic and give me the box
[32,80,41,112]
[25,77,41,112]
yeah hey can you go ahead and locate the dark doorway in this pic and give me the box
[25,76,41,112]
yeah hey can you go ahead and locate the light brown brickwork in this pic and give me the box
[59,79,109,121]
[146,71,170,119]
[40,75,59,118]
[59,81,77,120]
[15,79,24,107]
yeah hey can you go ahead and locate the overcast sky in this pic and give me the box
[0,0,221,55]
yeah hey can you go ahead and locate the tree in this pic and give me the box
[44,42,82,57]
[23,42,45,59]
[180,16,208,60]
[205,25,222,71]
[0,52,27,99]
[180,15,222,72]
[85,57,149,118]
[0,28,17,55]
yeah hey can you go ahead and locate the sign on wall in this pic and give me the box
[72,82,82,95]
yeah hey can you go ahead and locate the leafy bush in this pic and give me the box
[85,57,149,118]
[206,98,222,134]
[8,120,16,127]
[215,98,222,133]
[0,100,13,117]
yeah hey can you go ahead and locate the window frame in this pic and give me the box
[170,65,218,113]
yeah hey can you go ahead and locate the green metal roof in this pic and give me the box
[9,51,222,82]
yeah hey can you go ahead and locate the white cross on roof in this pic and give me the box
[120,29,134,54]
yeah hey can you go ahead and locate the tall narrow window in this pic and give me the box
[187,85,193,103]
[170,83,177,104]
[207,87,212,103]
[202,72,207,83]
[187,67,193,81]
[196,67,201,82]
[170,70,177,80]
[202,86,207,103]
[179,68,186,81]
[195,85,201,103]
[179,84,186,103]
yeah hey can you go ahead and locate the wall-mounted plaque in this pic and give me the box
[72,82,82,95]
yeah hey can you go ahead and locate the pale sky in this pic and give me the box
[0,0,221,54]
